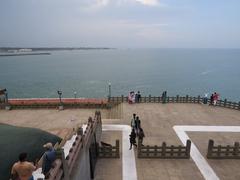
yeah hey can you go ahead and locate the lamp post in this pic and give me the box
[108,82,111,100]
[3,89,10,110]
[3,89,8,104]
[57,90,62,104]
[74,91,77,99]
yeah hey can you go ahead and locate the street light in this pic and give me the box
[74,91,77,99]
[5,91,8,104]
[3,89,8,104]
[57,90,62,104]
[108,82,111,99]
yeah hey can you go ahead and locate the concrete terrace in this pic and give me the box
[0,103,240,179]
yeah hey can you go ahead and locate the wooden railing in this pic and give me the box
[109,95,240,111]
[137,140,191,159]
[44,111,102,180]
[98,140,120,158]
[207,139,240,159]
[1,95,239,110]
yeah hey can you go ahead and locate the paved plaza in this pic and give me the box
[0,103,240,179]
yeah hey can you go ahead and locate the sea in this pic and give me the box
[0,48,240,102]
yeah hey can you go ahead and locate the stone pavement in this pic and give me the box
[0,103,240,179]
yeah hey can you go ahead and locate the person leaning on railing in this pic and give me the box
[42,142,56,178]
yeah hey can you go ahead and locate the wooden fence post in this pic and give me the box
[121,95,124,103]
[225,145,230,156]
[224,99,227,107]
[146,145,150,157]
[176,95,179,103]
[154,145,158,157]
[162,142,166,158]
[149,95,151,102]
[217,145,221,157]
[77,127,83,136]
[186,95,189,103]
[234,142,239,156]
[186,140,191,158]
[207,139,214,158]
[197,95,200,103]
[116,140,120,158]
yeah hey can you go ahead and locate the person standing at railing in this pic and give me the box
[11,152,36,180]
[135,91,141,103]
[210,94,214,105]
[213,92,220,106]
[203,93,208,104]
[42,142,56,178]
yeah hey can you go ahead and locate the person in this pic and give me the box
[213,92,219,106]
[210,94,214,105]
[135,116,141,136]
[136,91,141,103]
[11,152,36,180]
[162,91,167,104]
[130,113,136,131]
[42,142,56,177]
[138,128,145,146]
[131,91,135,103]
[203,93,208,104]
[129,129,137,150]
[128,91,135,104]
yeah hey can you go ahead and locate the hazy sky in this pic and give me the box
[1,0,240,48]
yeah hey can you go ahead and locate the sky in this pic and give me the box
[0,0,240,48]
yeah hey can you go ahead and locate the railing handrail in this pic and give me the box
[42,111,102,180]
[108,95,240,111]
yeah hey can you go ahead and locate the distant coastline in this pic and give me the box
[0,52,51,57]
[0,47,114,53]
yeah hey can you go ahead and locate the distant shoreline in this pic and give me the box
[0,47,114,53]
[0,52,51,57]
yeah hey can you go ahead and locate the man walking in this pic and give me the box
[135,116,141,136]
[131,113,136,132]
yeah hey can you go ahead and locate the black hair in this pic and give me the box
[19,152,27,162]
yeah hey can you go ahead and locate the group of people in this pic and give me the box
[129,113,145,150]
[204,92,220,106]
[10,142,56,180]
[128,91,141,104]
[210,92,220,105]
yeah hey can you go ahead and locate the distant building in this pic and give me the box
[19,49,32,52]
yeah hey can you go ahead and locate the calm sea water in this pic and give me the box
[0,49,240,101]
